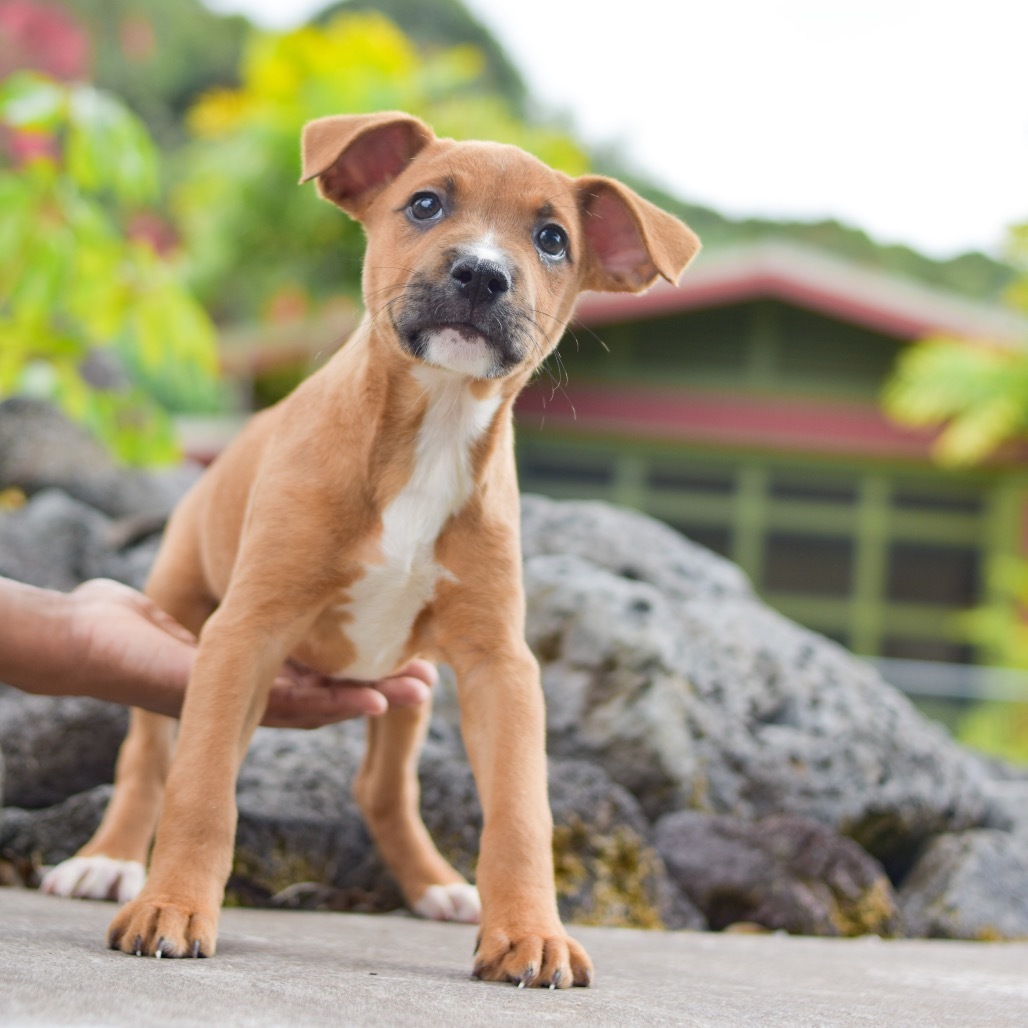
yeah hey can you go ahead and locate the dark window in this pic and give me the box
[769,474,858,505]
[886,543,980,605]
[891,489,983,516]
[823,630,851,649]
[669,523,732,558]
[775,306,903,388]
[626,307,751,374]
[763,533,854,596]
[518,452,613,488]
[648,466,735,495]
[881,638,976,664]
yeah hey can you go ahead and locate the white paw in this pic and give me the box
[40,856,146,903]
[413,883,481,923]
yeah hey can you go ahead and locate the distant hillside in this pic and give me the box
[29,0,1018,305]
[320,0,1017,305]
[594,165,1017,304]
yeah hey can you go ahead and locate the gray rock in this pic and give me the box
[521,492,752,603]
[0,490,164,591]
[0,690,126,809]
[0,491,112,591]
[230,719,390,909]
[899,830,1028,940]
[0,475,1017,940]
[0,785,112,865]
[981,780,1028,835]
[655,810,899,937]
[521,494,994,870]
[547,759,705,931]
[230,714,697,929]
[0,397,197,520]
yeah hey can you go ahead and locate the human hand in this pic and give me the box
[263,657,436,728]
[66,579,434,726]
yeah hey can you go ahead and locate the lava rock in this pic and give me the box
[522,495,994,871]
[655,810,899,936]
[899,830,1028,940]
[0,690,126,809]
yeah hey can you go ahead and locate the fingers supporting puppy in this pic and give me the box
[261,660,436,729]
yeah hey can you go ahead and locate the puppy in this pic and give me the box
[42,111,699,987]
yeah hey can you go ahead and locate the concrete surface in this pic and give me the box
[1,888,1026,1027]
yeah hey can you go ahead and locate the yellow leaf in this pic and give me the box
[187,88,253,138]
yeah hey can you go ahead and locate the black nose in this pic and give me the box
[450,256,511,305]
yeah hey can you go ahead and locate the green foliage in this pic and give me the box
[959,554,1028,678]
[172,12,588,324]
[883,219,1028,467]
[958,701,1028,765]
[0,71,222,464]
[882,336,1028,465]
[63,0,249,147]
[883,224,1028,695]
[316,0,529,114]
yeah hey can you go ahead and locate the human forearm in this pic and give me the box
[0,575,434,726]
[0,576,188,713]
[0,577,82,696]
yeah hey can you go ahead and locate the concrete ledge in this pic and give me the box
[2,889,1027,1026]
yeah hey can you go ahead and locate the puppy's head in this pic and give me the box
[301,112,700,382]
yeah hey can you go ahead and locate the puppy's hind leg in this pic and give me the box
[41,707,177,902]
[41,511,214,904]
[354,696,480,923]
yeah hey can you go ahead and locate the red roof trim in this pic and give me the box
[517,382,943,462]
[574,243,1027,344]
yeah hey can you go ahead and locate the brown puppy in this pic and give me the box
[42,112,699,987]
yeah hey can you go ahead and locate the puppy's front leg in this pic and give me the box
[434,541,593,988]
[452,641,591,988]
[106,602,300,958]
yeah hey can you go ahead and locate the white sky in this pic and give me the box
[205,0,1028,261]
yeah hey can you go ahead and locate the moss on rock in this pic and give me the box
[553,816,665,930]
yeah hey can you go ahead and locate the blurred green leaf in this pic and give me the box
[66,86,159,203]
[883,336,1028,465]
[0,72,65,130]
[0,72,222,465]
[883,219,1028,675]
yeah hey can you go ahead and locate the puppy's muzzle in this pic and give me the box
[392,252,529,378]
[450,255,511,307]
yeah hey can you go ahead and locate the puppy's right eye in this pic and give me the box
[408,193,442,221]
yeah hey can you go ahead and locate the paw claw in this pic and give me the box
[472,929,591,989]
[107,898,217,959]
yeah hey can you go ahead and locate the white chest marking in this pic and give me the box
[339,369,501,679]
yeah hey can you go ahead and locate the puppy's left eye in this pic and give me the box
[408,193,443,221]
[536,224,568,259]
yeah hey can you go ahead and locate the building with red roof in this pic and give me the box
[515,242,1028,668]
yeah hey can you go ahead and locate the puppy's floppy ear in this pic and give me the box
[576,176,700,293]
[300,111,434,215]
